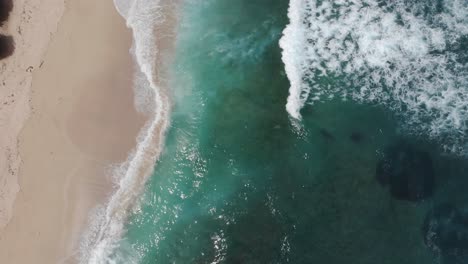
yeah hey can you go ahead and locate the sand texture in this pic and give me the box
[0,0,64,229]
[0,0,145,263]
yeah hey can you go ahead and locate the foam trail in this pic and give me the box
[81,0,172,263]
[280,0,468,154]
[279,0,308,120]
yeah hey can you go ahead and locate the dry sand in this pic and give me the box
[0,0,145,263]
[0,0,64,230]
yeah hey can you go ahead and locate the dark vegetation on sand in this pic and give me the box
[0,0,12,26]
[0,34,13,59]
[0,0,13,60]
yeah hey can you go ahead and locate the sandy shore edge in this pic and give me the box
[0,0,146,263]
[81,1,181,262]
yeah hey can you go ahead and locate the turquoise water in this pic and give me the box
[112,0,468,263]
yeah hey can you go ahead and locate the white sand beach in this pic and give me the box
[0,0,145,262]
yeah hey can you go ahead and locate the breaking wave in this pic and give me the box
[280,0,468,154]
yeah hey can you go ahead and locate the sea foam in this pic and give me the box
[280,0,468,154]
[80,0,172,263]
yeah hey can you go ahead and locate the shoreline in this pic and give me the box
[83,1,181,262]
[0,0,146,263]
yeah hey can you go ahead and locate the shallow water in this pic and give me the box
[108,0,468,263]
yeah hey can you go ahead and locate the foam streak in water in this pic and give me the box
[279,0,309,120]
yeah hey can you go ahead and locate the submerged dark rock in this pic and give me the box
[0,34,14,59]
[0,0,12,26]
[423,204,468,263]
[350,131,364,143]
[376,142,434,202]
[319,128,334,141]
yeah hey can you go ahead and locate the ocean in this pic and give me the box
[85,0,468,263]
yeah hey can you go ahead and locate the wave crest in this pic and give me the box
[280,0,468,154]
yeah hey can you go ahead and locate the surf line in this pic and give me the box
[82,0,174,263]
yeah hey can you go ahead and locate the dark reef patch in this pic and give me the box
[0,34,14,59]
[319,128,335,141]
[423,204,468,263]
[0,0,12,26]
[376,141,435,202]
[350,131,364,143]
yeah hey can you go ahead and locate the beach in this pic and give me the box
[0,0,464,263]
[0,0,145,263]
[0,0,64,230]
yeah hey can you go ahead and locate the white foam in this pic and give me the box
[279,0,310,120]
[80,0,173,263]
[280,0,468,154]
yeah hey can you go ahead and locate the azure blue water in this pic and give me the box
[87,0,468,263]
